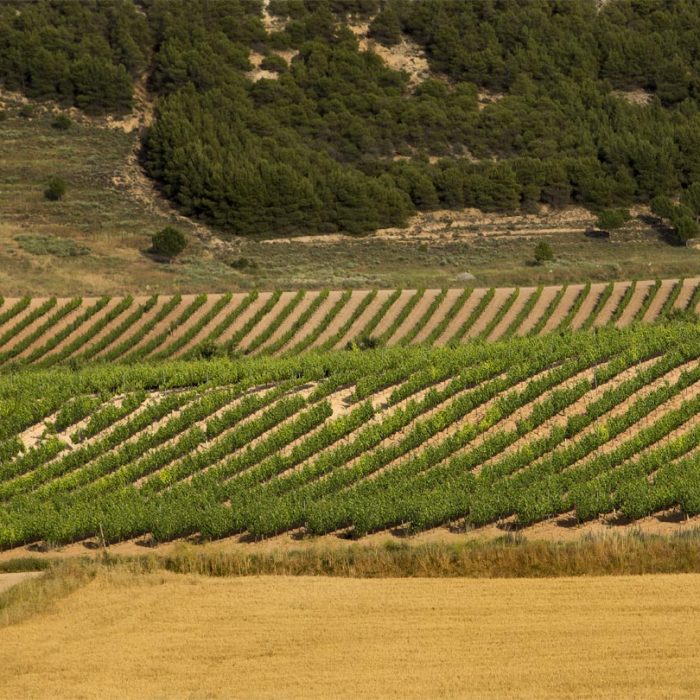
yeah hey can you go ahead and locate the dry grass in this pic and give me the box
[2,101,700,294]
[1,568,699,698]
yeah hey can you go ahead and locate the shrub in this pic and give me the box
[534,241,554,264]
[260,54,288,73]
[151,226,187,259]
[44,176,66,201]
[18,104,34,119]
[51,114,72,130]
[596,208,630,232]
[228,256,258,270]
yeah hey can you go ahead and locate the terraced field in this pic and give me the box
[0,278,697,365]
[1,319,699,552]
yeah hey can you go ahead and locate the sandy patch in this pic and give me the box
[541,283,584,334]
[254,291,319,354]
[239,291,297,352]
[642,278,676,323]
[276,290,342,354]
[488,287,534,340]
[0,572,42,595]
[593,281,631,327]
[332,290,392,349]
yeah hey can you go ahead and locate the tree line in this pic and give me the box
[3,0,700,237]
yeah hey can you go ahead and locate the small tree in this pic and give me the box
[674,215,700,243]
[152,226,187,259]
[44,176,66,201]
[534,241,554,265]
[596,208,630,233]
[51,113,72,130]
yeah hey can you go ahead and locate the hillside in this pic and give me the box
[1,320,700,554]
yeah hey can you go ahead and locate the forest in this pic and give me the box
[2,0,700,237]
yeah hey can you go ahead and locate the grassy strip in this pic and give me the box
[21,297,109,364]
[448,288,494,344]
[558,283,590,332]
[399,288,447,346]
[262,290,329,356]
[424,289,473,345]
[5,531,700,582]
[101,295,181,362]
[245,290,305,355]
[224,290,282,353]
[580,282,614,330]
[0,298,81,364]
[153,293,232,360]
[379,289,425,345]
[529,285,567,336]
[41,296,134,367]
[479,288,519,340]
[0,561,95,627]
[499,287,541,339]
[284,290,351,355]
[0,298,56,350]
[319,289,378,351]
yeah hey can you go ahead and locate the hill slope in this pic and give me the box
[1,320,700,551]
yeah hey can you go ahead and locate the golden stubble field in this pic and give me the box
[2,571,699,699]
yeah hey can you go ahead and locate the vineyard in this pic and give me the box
[0,278,697,366]
[1,318,699,551]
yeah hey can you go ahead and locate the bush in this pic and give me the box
[44,176,67,201]
[51,114,72,130]
[18,105,34,119]
[228,256,258,270]
[596,208,630,232]
[534,241,554,264]
[260,54,288,74]
[151,226,187,259]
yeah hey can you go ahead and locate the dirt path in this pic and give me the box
[387,288,441,346]
[239,291,297,352]
[617,279,655,328]
[488,287,535,341]
[541,284,584,334]
[276,290,343,354]
[434,288,488,346]
[371,289,416,339]
[310,290,367,349]
[333,290,394,349]
[0,571,42,594]
[465,287,512,339]
[642,279,676,323]
[569,283,606,330]
[255,291,320,353]
[516,285,559,336]
[593,281,631,328]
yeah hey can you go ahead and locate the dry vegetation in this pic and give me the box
[1,563,699,698]
[1,95,699,295]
